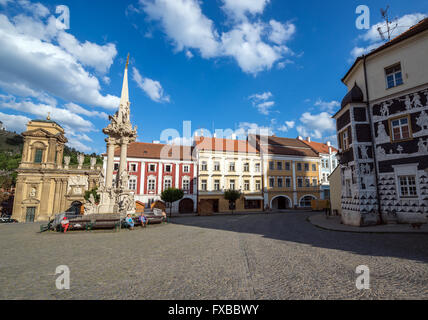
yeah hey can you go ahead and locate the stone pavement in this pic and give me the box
[309,214,428,234]
[0,212,427,300]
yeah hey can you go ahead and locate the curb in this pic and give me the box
[307,214,428,235]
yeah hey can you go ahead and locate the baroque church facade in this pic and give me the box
[334,18,428,226]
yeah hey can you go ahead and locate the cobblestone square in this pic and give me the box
[1,212,427,300]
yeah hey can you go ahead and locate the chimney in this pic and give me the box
[297,136,303,141]
[306,137,311,143]
[213,133,217,138]
[231,133,237,140]
[327,141,331,147]
[152,140,160,144]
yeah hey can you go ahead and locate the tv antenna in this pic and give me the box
[377,6,398,42]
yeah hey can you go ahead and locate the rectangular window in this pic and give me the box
[114,163,119,171]
[214,180,220,191]
[201,161,207,171]
[230,180,235,190]
[385,63,403,89]
[390,116,411,141]
[269,161,275,170]
[297,178,303,188]
[164,178,172,189]
[297,163,302,171]
[229,162,235,172]
[244,180,250,191]
[312,178,318,187]
[129,163,137,172]
[255,163,261,173]
[277,162,282,170]
[255,180,261,191]
[277,177,283,188]
[243,163,250,172]
[269,177,275,188]
[312,164,317,171]
[305,178,310,187]
[341,130,349,151]
[286,177,291,188]
[201,180,207,191]
[214,162,220,171]
[398,175,417,197]
[182,178,190,191]
[304,163,309,171]
[129,178,137,191]
[149,164,156,172]
[285,162,291,171]
[183,165,190,173]
[34,149,43,163]
[165,165,172,173]
[148,178,156,191]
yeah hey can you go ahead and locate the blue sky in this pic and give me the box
[0,0,427,154]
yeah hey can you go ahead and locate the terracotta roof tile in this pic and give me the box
[113,142,194,160]
[195,137,258,154]
[300,140,338,154]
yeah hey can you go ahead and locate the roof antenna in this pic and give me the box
[377,6,398,41]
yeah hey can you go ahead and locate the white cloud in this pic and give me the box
[297,112,335,140]
[278,120,295,132]
[314,99,340,113]
[268,20,295,45]
[132,67,170,103]
[0,13,120,109]
[249,91,275,115]
[56,32,117,74]
[235,122,273,137]
[221,0,270,21]
[0,111,30,133]
[18,0,50,18]
[139,0,296,74]
[350,13,427,60]
[65,103,108,120]
[0,95,95,133]
[139,0,220,58]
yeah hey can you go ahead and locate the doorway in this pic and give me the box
[26,207,36,222]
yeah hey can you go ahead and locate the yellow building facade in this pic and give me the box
[195,137,263,215]
[12,119,100,222]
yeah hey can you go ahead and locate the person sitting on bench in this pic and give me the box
[139,214,147,228]
[125,214,134,230]
[61,217,70,233]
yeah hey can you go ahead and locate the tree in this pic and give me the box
[84,188,100,204]
[224,189,242,214]
[161,188,184,218]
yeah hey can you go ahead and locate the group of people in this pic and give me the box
[125,214,147,230]
[59,212,162,233]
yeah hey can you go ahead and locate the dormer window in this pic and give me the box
[385,63,403,89]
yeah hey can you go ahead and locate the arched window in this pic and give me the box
[300,196,316,208]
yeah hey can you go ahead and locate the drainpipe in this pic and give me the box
[362,55,384,225]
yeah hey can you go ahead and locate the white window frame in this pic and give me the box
[148,164,157,172]
[128,177,137,191]
[385,63,403,89]
[230,180,236,190]
[182,177,190,191]
[201,180,207,191]
[164,176,173,190]
[393,164,419,199]
[214,180,220,191]
[244,180,250,191]
[165,164,172,173]
[183,165,190,173]
[148,176,156,191]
